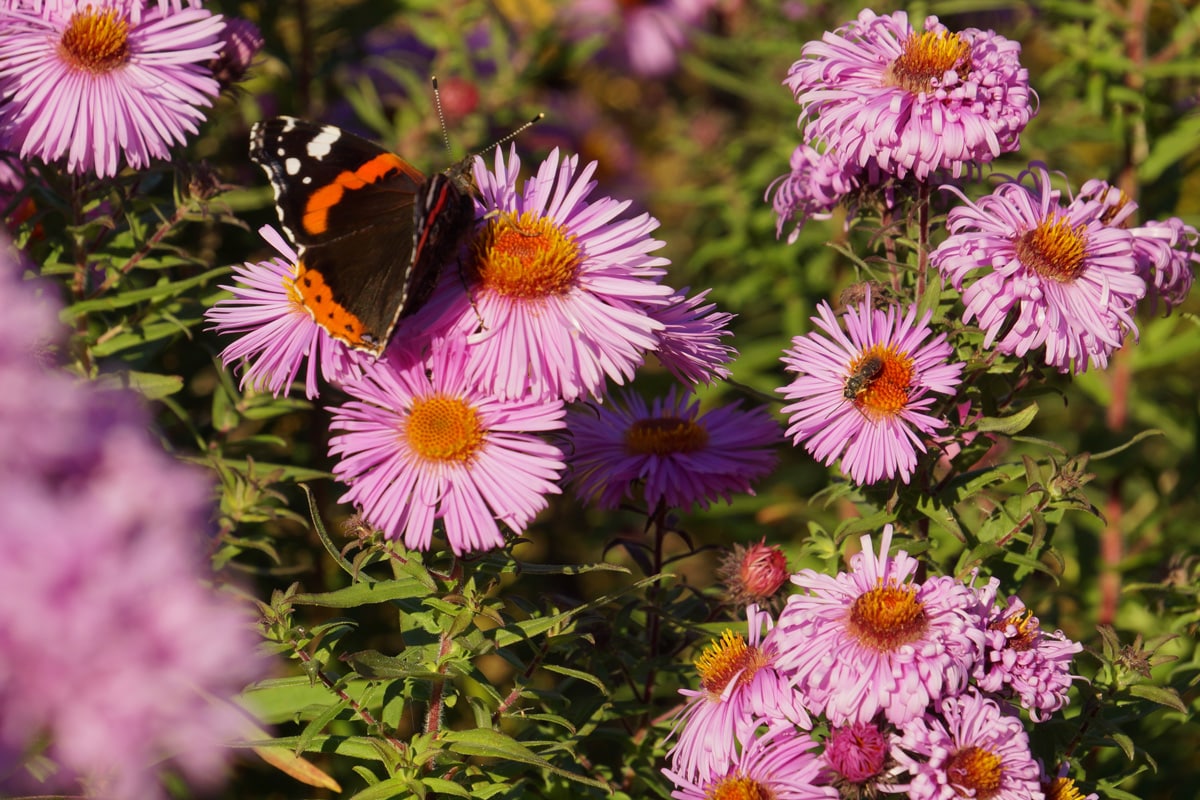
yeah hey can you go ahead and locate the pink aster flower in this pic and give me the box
[972,579,1082,721]
[327,335,567,556]
[205,226,366,399]
[0,0,225,178]
[785,9,1033,181]
[666,606,812,784]
[779,293,963,486]
[932,164,1146,373]
[1130,217,1198,312]
[452,146,673,402]
[767,144,856,242]
[648,287,736,385]
[1075,178,1197,313]
[775,526,987,727]
[663,726,836,800]
[567,386,779,512]
[893,690,1043,800]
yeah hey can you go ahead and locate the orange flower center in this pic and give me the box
[945,745,1004,799]
[624,416,709,456]
[844,345,914,420]
[406,394,485,463]
[694,629,768,696]
[707,774,773,800]
[886,30,971,94]
[60,6,130,73]
[1015,215,1088,282]
[848,581,928,651]
[470,211,580,299]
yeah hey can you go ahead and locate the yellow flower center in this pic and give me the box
[60,6,130,73]
[406,394,485,463]
[624,416,709,456]
[1045,775,1089,800]
[694,629,768,696]
[945,745,1004,799]
[845,345,914,420]
[707,775,773,800]
[886,31,971,94]
[470,211,581,299]
[1015,215,1088,282]
[848,581,928,651]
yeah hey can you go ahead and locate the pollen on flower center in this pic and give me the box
[848,581,928,651]
[694,629,767,696]
[846,346,914,418]
[886,30,971,94]
[406,394,485,463]
[1015,215,1088,282]
[624,416,710,456]
[945,745,1004,798]
[708,774,771,800]
[471,211,581,299]
[60,6,131,73]
[993,608,1039,651]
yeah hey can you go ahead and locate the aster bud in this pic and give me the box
[825,721,889,783]
[717,539,789,609]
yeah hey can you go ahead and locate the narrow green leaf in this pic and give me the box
[292,579,432,608]
[974,403,1038,434]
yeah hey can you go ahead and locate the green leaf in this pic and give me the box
[94,370,184,400]
[974,403,1038,434]
[347,776,426,800]
[1128,683,1187,712]
[541,663,609,692]
[292,579,433,608]
[441,729,607,789]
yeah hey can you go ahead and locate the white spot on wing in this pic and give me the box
[285,157,301,175]
[306,126,342,159]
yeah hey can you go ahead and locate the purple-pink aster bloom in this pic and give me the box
[450,146,673,402]
[0,236,265,800]
[785,9,1033,181]
[205,225,367,399]
[822,721,897,792]
[893,690,1043,800]
[567,386,779,512]
[563,0,713,77]
[664,726,836,800]
[775,526,987,727]
[778,293,964,486]
[767,144,859,242]
[932,164,1147,373]
[0,0,225,178]
[972,578,1082,722]
[665,606,812,784]
[648,287,736,384]
[327,335,567,555]
[1075,178,1197,313]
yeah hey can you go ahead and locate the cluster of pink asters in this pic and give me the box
[209,147,750,555]
[663,527,1090,800]
[769,9,1034,240]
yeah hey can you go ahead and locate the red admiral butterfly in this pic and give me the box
[249,117,476,357]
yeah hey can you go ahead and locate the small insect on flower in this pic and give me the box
[843,354,885,403]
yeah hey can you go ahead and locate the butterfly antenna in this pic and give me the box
[474,112,545,158]
[431,76,454,155]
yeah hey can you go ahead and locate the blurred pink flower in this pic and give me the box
[564,0,714,77]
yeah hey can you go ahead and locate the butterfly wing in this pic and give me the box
[249,117,427,355]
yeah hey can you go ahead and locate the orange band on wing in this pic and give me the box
[302,153,410,236]
[292,261,369,347]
